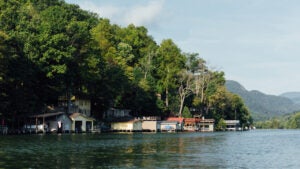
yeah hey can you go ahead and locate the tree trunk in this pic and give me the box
[179,95,184,117]
[165,87,169,108]
[178,85,185,117]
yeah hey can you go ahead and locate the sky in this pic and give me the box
[66,0,300,95]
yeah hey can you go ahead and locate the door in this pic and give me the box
[75,121,82,133]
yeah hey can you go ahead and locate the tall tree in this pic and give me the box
[155,39,186,109]
[178,70,194,117]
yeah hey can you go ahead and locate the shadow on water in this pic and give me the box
[0,133,225,169]
[2,130,299,168]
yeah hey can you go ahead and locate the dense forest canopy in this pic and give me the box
[0,0,252,128]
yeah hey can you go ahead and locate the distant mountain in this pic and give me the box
[225,80,300,121]
[280,92,300,104]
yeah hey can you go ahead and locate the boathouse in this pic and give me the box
[184,118,200,131]
[142,116,161,132]
[160,117,184,132]
[198,118,215,132]
[29,112,72,133]
[69,113,95,132]
[110,119,142,132]
[225,120,240,131]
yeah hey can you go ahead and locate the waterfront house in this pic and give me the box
[160,121,178,132]
[110,119,142,132]
[198,118,215,132]
[69,113,95,132]
[160,117,184,132]
[142,116,161,132]
[183,117,215,132]
[224,120,240,131]
[184,118,200,131]
[165,117,184,131]
[29,112,72,133]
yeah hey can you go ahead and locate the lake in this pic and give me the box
[0,130,300,169]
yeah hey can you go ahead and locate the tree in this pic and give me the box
[216,118,226,131]
[178,70,194,117]
[155,39,186,109]
[182,106,192,118]
[0,0,253,125]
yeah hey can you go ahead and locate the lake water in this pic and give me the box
[0,130,300,169]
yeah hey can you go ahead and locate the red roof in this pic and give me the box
[165,117,184,123]
[185,118,200,123]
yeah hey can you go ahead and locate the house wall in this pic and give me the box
[160,122,178,131]
[71,115,93,132]
[198,123,214,132]
[225,120,240,131]
[142,121,158,131]
[111,122,133,131]
[133,121,142,131]
[57,115,72,131]
[184,123,198,131]
[111,121,142,131]
[208,124,214,131]
[47,114,72,132]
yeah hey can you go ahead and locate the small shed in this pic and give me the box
[69,113,95,132]
[111,120,142,132]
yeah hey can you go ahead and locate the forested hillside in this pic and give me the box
[0,0,252,127]
[280,92,300,104]
[226,80,300,120]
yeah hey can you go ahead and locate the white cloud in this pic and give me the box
[71,0,165,27]
[123,0,164,26]
[73,1,119,19]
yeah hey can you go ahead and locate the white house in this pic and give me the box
[69,113,95,132]
[111,120,142,132]
[198,118,215,132]
[225,120,240,131]
[142,121,161,132]
[142,116,161,132]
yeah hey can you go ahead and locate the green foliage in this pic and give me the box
[0,0,253,127]
[154,39,186,109]
[182,106,192,118]
[255,112,300,129]
[226,80,300,121]
[216,118,226,131]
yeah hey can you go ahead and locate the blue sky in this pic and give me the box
[66,0,300,95]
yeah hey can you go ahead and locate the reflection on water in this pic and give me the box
[0,130,300,168]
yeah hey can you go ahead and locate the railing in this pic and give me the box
[0,125,8,135]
